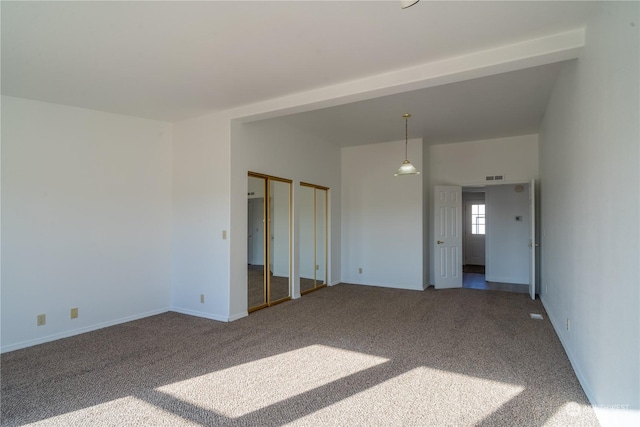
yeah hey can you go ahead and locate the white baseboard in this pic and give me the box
[593,407,640,427]
[344,280,424,291]
[433,283,463,289]
[1,307,170,354]
[227,311,248,322]
[485,275,528,285]
[330,280,341,286]
[540,297,639,427]
[542,297,596,401]
[169,306,228,322]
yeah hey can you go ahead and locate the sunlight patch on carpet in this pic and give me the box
[156,344,389,418]
[285,366,525,426]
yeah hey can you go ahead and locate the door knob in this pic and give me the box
[437,240,444,244]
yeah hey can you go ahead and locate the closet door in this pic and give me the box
[268,178,291,304]
[299,185,316,293]
[247,174,267,311]
[248,173,292,312]
[315,188,327,287]
[300,182,329,295]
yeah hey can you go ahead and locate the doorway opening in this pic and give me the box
[460,185,531,295]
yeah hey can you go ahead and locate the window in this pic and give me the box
[471,204,485,235]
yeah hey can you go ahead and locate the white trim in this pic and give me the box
[541,296,596,401]
[593,407,640,427]
[330,280,341,286]
[0,307,170,354]
[484,275,529,285]
[227,311,248,322]
[345,281,424,291]
[539,297,638,427]
[169,306,228,322]
[540,296,640,427]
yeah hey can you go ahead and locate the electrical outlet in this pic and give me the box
[37,314,46,326]
[70,308,79,319]
[566,318,570,331]
[200,294,205,303]
[358,267,363,274]
[222,230,227,240]
[316,264,319,270]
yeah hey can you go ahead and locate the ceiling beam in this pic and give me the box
[232,29,585,124]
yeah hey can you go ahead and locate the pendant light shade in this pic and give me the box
[395,114,420,176]
[395,159,419,176]
[400,0,420,9]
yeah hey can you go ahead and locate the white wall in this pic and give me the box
[341,139,423,290]
[430,134,538,186]
[429,134,539,284]
[538,2,639,424]
[171,113,231,321]
[230,118,341,317]
[1,96,173,352]
[485,184,529,284]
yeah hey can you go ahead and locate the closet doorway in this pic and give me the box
[247,173,292,312]
[299,182,328,295]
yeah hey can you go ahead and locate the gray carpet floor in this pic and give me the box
[1,284,599,426]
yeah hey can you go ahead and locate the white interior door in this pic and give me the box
[434,186,462,289]
[529,179,536,299]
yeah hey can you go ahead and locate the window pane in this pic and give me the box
[470,204,486,235]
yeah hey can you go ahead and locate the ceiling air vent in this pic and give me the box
[486,175,505,181]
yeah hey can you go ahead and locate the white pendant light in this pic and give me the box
[400,0,420,9]
[395,113,420,176]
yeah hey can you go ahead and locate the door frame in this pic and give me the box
[462,192,487,266]
[247,172,293,313]
[431,181,537,296]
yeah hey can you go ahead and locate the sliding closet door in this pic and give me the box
[248,173,292,312]
[268,179,291,304]
[300,182,329,295]
[299,185,316,293]
[247,175,267,311]
[315,188,327,286]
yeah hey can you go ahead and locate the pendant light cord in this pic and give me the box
[405,115,409,160]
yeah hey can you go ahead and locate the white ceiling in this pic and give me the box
[2,1,596,144]
[274,61,566,147]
